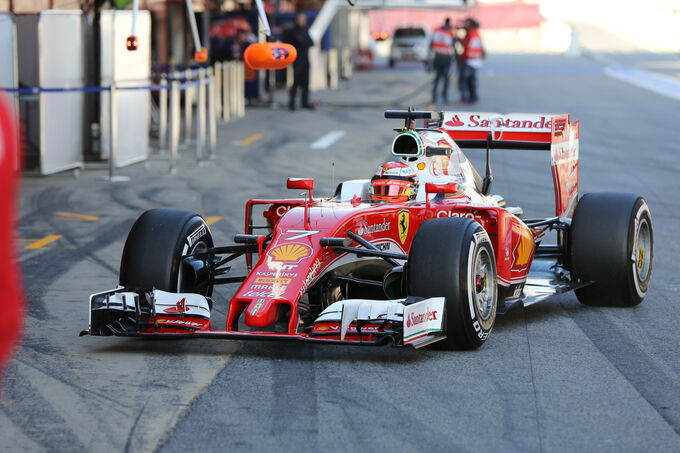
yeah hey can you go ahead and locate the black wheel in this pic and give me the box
[389,58,395,68]
[119,208,214,296]
[407,218,497,350]
[570,193,653,306]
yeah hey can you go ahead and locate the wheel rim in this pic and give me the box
[473,248,494,320]
[634,217,651,282]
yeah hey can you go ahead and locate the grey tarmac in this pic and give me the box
[3,28,680,453]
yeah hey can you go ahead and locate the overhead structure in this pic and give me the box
[309,0,474,43]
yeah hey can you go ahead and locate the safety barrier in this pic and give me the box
[290,47,350,93]
[1,60,246,176]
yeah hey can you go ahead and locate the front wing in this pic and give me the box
[83,288,447,349]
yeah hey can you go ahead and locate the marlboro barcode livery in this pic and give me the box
[83,109,653,350]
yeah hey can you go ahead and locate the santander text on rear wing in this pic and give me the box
[440,111,580,218]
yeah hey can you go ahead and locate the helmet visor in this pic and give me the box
[371,179,415,200]
[371,183,413,197]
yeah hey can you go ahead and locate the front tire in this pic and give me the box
[119,208,214,296]
[407,218,497,350]
[570,193,653,306]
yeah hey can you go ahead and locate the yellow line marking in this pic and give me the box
[25,234,62,250]
[54,211,100,221]
[204,216,224,226]
[237,133,263,146]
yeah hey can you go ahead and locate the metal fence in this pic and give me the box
[1,60,246,177]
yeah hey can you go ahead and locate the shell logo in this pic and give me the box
[268,243,312,263]
[514,227,534,267]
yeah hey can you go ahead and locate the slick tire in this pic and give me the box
[407,218,497,350]
[570,193,653,307]
[119,208,213,296]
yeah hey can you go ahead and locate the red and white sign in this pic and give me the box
[153,289,210,320]
[550,115,579,217]
[403,297,445,345]
[442,111,562,143]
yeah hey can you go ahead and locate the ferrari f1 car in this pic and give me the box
[83,109,653,350]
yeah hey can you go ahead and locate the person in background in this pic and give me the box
[284,13,315,111]
[430,17,455,105]
[459,18,485,104]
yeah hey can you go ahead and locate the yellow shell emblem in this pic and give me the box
[514,227,534,266]
[269,243,312,262]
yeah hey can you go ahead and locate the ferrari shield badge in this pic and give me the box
[398,210,409,244]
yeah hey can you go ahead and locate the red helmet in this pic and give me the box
[370,162,419,202]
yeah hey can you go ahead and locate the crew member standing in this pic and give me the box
[430,18,455,105]
[459,18,485,104]
[284,13,315,111]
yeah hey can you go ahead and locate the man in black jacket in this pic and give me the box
[284,13,315,110]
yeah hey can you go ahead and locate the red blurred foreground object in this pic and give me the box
[194,47,208,63]
[126,35,138,51]
[244,42,297,70]
[356,49,373,71]
[0,95,24,391]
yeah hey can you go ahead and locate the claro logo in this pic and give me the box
[405,309,438,328]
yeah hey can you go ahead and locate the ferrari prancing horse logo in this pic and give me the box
[398,210,409,244]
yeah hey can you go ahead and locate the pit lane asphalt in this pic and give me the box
[4,38,680,453]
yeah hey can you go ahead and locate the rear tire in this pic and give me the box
[407,218,497,350]
[570,193,653,306]
[119,208,213,296]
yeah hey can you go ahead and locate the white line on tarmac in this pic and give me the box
[310,130,346,149]
[605,66,680,102]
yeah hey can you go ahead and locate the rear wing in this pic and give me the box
[440,112,579,218]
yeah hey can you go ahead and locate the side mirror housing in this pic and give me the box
[287,178,314,191]
[425,182,458,195]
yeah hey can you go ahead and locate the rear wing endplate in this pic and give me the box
[440,112,579,217]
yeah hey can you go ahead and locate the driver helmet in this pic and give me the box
[370,161,419,202]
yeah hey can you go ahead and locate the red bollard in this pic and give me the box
[0,94,24,391]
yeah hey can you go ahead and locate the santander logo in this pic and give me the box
[445,113,553,131]
[406,309,438,328]
[445,115,464,127]
[163,298,190,314]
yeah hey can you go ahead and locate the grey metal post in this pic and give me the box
[159,75,168,152]
[238,62,245,117]
[213,63,222,120]
[342,47,352,79]
[207,67,217,159]
[328,48,338,90]
[169,72,180,174]
[184,68,193,143]
[197,67,206,161]
[108,84,117,179]
[222,62,231,121]
[229,62,237,119]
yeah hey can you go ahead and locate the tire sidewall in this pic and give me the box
[458,227,497,347]
[627,198,653,302]
[120,209,213,296]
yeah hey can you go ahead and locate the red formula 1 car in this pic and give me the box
[84,110,653,349]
